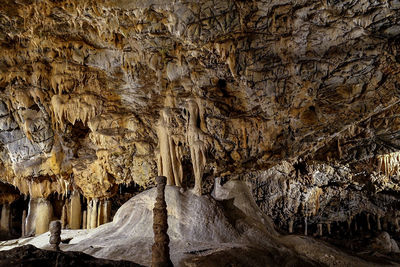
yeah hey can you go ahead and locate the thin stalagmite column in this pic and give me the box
[0,204,11,232]
[151,176,173,267]
[21,210,26,237]
[69,191,81,229]
[367,214,371,230]
[82,210,87,230]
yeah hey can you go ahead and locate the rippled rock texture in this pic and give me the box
[0,0,399,242]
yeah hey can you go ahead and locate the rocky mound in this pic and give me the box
[0,244,142,267]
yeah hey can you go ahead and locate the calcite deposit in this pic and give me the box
[0,0,399,264]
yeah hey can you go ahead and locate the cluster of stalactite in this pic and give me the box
[286,212,400,238]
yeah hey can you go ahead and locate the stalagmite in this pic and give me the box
[61,204,68,229]
[0,204,11,233]
[288,218,294,234]
[367,214,371,230]
[35,198,53,235]
[69,190,81,229]
[327,223,331,235]
[49,220,61,251]
[318,223,323,236]
[151,176,173,267]
[82,210,87,230]
[21,210,26,237]
[186,99,207,196]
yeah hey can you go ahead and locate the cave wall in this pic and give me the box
[0,0,399,234]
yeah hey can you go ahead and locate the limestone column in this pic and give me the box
[327,223,331,235]
[25,198,39,236]
[102,200,111,224]
[61,204,68,229]
[82,210,87,230]
[69,191,81,229]
[89,199,98,229]
[97,200,103,226]
[35,198,53,235]
[0,204,11,233]
[86,200,92,229]
[97,200,111,226]
[151,176,173,267]
[366,214,371,230]
[21,210,26,237]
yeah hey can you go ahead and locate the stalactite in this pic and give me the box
[156,108,183,187]
[185,99,207,196]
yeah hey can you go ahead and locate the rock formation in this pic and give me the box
[151,176,172,267]
[49,220,61,251]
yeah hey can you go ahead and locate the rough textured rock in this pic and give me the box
[151,176,172,267]
[0,244,142,267]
